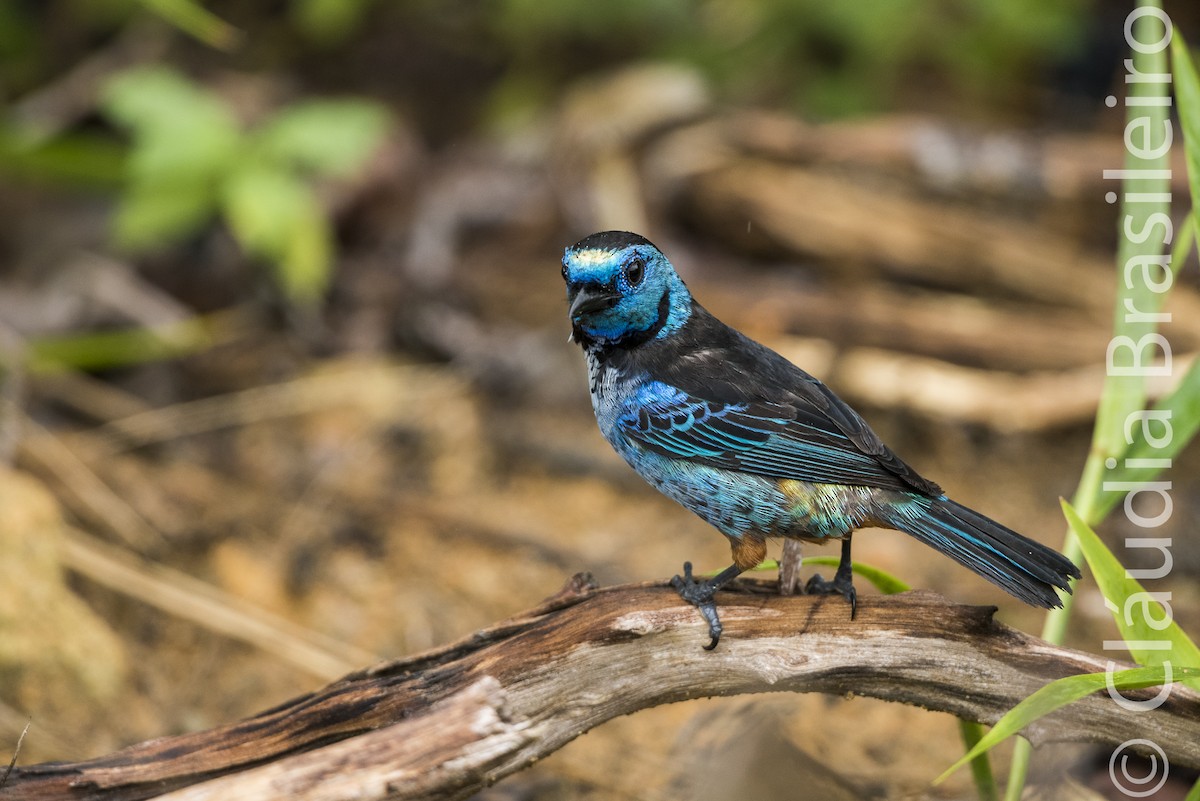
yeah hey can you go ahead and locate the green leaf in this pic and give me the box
[937,665,1200,784]
[26,316,219,373]
[1171,35,1200,233]
[101,68,240,250]
[255,100,390,178]
[277,202,333,305]
[1062,500,1200,688]
[103,67,238,143]
[103,67,241,181]
[124,120,240,185]
[113,177,217,249]
[222,166,332,304]
[1188,776,1200,801]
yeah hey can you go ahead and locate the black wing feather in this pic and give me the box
[609,302,942,496]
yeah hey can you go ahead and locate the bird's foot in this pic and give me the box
[670,562,724,650]
[804,572,857,619]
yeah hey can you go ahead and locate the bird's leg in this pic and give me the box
[670,561,745,650]
[804,534,857,619]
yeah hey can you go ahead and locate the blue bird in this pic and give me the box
[563,230,1081,649]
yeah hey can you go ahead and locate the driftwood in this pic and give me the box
[5,576,1199,801]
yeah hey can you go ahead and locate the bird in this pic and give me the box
[562,230,1081,650]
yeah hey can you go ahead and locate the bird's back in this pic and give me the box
[597,300,943,498]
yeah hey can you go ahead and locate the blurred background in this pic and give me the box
[2,1,1199,799]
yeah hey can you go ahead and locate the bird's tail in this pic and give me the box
[884,497,1081,608]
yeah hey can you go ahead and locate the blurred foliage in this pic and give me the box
[25,314,234,373]
[101,66,390,305]
[290,0,377,46]
[0,0,1093,123]
[486,0,1091,121]
[0,129,126,188]
[0,0,1096,301]
[137,0,241,50]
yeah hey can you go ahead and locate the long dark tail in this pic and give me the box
[884,497,1081,608]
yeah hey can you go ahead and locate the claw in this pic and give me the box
[805,573,857,619]
[671,561,734,650]
[803,536,858,619]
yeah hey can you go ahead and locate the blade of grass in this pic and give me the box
[1008,3,1175,797]
[137,0,242,50]
[1046,0,1178,633]
[25,312,241,373]
[938,665,1200,784]
[1062,500,1200,687]
[1094,350,1200,521]
[1172,35,1200,231]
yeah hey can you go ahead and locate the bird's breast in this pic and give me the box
[585,351,622,424]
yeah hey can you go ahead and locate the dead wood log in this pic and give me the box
[5,579,1199,801]
[697,280,1126,373]
[682,159,1200,328]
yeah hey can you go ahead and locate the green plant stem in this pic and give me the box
[1001,745,1031,801]
[1039,453,1104,645]
[1006,1,1171,795]
[958,719,998,801]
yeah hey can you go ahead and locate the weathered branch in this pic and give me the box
[6,578,1199,800]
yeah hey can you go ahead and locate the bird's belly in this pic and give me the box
[609,435,875,541]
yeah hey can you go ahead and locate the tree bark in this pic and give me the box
[5,577,1199,801]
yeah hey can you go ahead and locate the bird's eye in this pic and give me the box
[623,257,645,287]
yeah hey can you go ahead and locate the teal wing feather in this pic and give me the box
[620,382,923,492]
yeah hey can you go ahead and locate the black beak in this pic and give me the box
[568,285,620,321]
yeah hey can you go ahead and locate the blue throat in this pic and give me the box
[575,290,675,353]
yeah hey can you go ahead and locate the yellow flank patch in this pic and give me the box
[779,479,858,518]
[778,479,813,504]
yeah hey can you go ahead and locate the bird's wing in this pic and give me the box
[618,381,931,493]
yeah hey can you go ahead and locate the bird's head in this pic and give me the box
[562,231,692,349]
